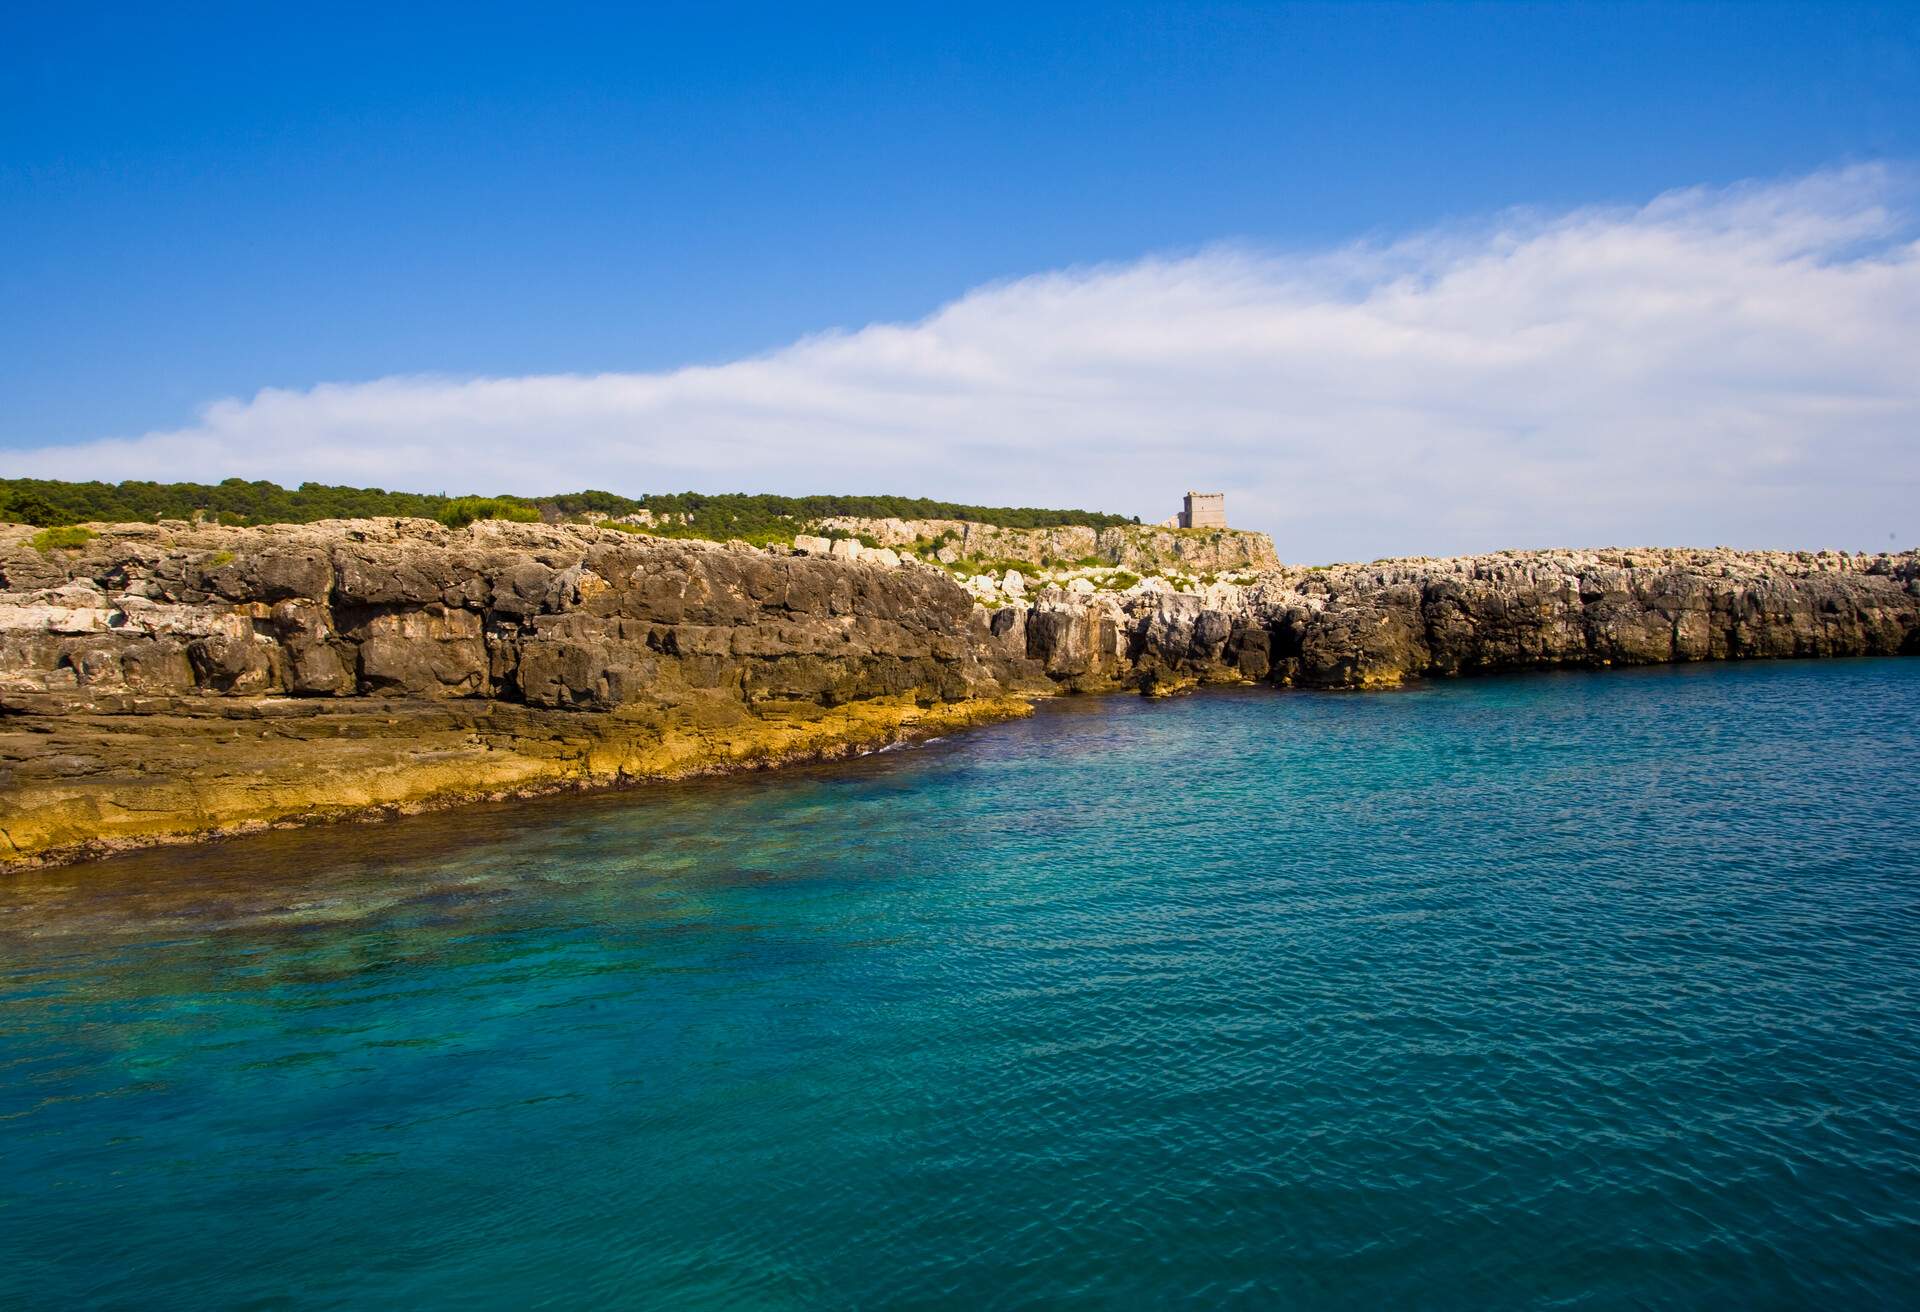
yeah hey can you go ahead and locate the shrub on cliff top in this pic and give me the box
[436,497,540,529]
[27,526,95,552]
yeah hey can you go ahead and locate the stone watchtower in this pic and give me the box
[1178,491,1227,529]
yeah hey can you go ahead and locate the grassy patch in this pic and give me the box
[945,555,1045,579]
[27,526,95,552]
[436,497,542,529]
[206,549,236,567]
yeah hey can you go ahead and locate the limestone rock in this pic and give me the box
[1,517,1914,868]
[809,516,1279,574]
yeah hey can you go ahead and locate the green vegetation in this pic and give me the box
[905,531,960,559]
[0,479,1136,544]
[631,519,805,549]
[206,549,236,567]
[26,525,95,552]
[434,497,540,529]
[1098,571,1141,591]
[627,492,1135,534]
[0,479,453,527]
[943,555,1046,579]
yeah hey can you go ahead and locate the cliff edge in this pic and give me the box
[0,518,1038,866]
[3,519,1915,867]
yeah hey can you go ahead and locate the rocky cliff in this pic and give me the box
[811,516,1280,574]
[0,518,1040,866]
[3,522,1915,868]
[1006,547,1920,694]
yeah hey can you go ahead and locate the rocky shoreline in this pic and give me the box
[3,518,1916,868]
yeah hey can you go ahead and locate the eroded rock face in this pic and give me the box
[0,518,1054,866]
[811,516,1280,573]
[2,521,1914,867]
[1246,549,1920,688]
[0,518,1032,710]
[5,527,1911,709]
[922,547,1917,694]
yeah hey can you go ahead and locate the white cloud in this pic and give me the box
[14,165,1919,561]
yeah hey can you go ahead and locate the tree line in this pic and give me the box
[0,479,1138,535]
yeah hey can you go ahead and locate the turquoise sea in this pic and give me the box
[4,659,1919,1309]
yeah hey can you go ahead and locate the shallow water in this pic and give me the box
[4,660,1919,1309]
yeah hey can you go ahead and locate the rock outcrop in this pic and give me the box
[811,516,1279,574]
[1003,548,1920,692]
[1248,549,1920,688]
[2,522,1914,868]
[0,518,1040,866]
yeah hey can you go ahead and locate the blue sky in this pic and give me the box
[5,3,1918,554]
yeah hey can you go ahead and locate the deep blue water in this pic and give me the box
[4,660,1920,1309]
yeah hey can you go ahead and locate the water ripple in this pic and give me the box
[3,661,1919,1308]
